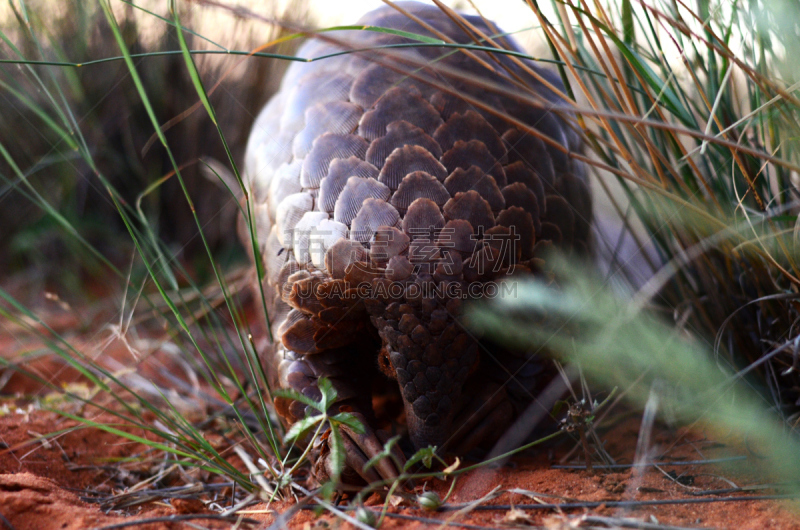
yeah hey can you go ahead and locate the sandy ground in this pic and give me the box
[1,284,799,529]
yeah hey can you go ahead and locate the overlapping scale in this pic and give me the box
[429,91,472,122]
[350,62,417,109]
[280,71,354,134]
[441,140,506,186]
[504,161,546,215]
[505,107,571,173]
[334,176,391,226]
[275,192,313,248]
[402,198,445,240]
[431,85,514,135]
[351,198,401,243]
[293,101,363,158]
[279,309,321,355]
[543,195,576,247]
[301,133,369,190]
[366,120,442,169]
[433,111,506,162]
[318,157,380,213]
[391,171,450,212]
[496,207,536,260]
[502,129,555,187]
[443,190,495,233]
[501,182,540,225]
[268,160,303,221]
[248,130,293,203]
[386,255,414,281]
[308,219,348,270]
[443,167,505,212]
[555,172,592,243]
[276,255,302,291]
[378,145,448,190]
[538,222,562,246]
[325,238,368,279]
[358,87,443,141]
[293,211,330,266]
[370,226,409,264]
[349,51,438,107]
[439,219,475,254]
[245,91,289,202]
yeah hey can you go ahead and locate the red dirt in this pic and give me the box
[0,410,233,530]
[2,288,799,529]
[2,406,797,529]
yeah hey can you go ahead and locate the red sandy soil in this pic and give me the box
[2,282,799,529]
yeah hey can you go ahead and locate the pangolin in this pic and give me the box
[242,2,591,483]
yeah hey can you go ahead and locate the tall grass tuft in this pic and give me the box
[0,0,310,502]
[548,0,800,423]
[0,0,290,288]
[474,0,800,490]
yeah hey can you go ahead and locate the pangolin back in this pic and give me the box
[243,2,590,452]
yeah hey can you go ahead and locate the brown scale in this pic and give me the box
[433,110,507,162]
[350,60,436,109]
[366,120,442,169]
[441,139,506,186]
[555,172,592,243]
[293,101,363,158]
[504,161,547,215]
[334,177,391,226]
[502,129,555,187]
[318,156,379,213]
[443,190,496,232]
[370,226,409,264]
[543,195,576,248]
[391,171,451,213]
[431,89,513,135]
[358,87,443,141]
[379,145,447,190]
[496,207,537,260]
[300,133,368,189]
[351,198,401,243]
[502,182,540,221]
[444,166,506,212]
[402,198,445,240]
[242,2,593,486]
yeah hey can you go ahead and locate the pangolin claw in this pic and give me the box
[313,413,405,487]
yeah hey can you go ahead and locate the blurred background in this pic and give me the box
[0,0,567,298]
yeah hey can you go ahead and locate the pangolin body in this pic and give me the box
[243,2,590,478]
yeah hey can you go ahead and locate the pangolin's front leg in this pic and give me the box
[242,2,591,485]
[260,255,406,484]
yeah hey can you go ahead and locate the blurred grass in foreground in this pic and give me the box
[469,255,800,489]
[544,0,800,425]
[464,0,800,496]
[0,0,310,500]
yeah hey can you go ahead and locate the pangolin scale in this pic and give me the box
[242,2,591,483]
